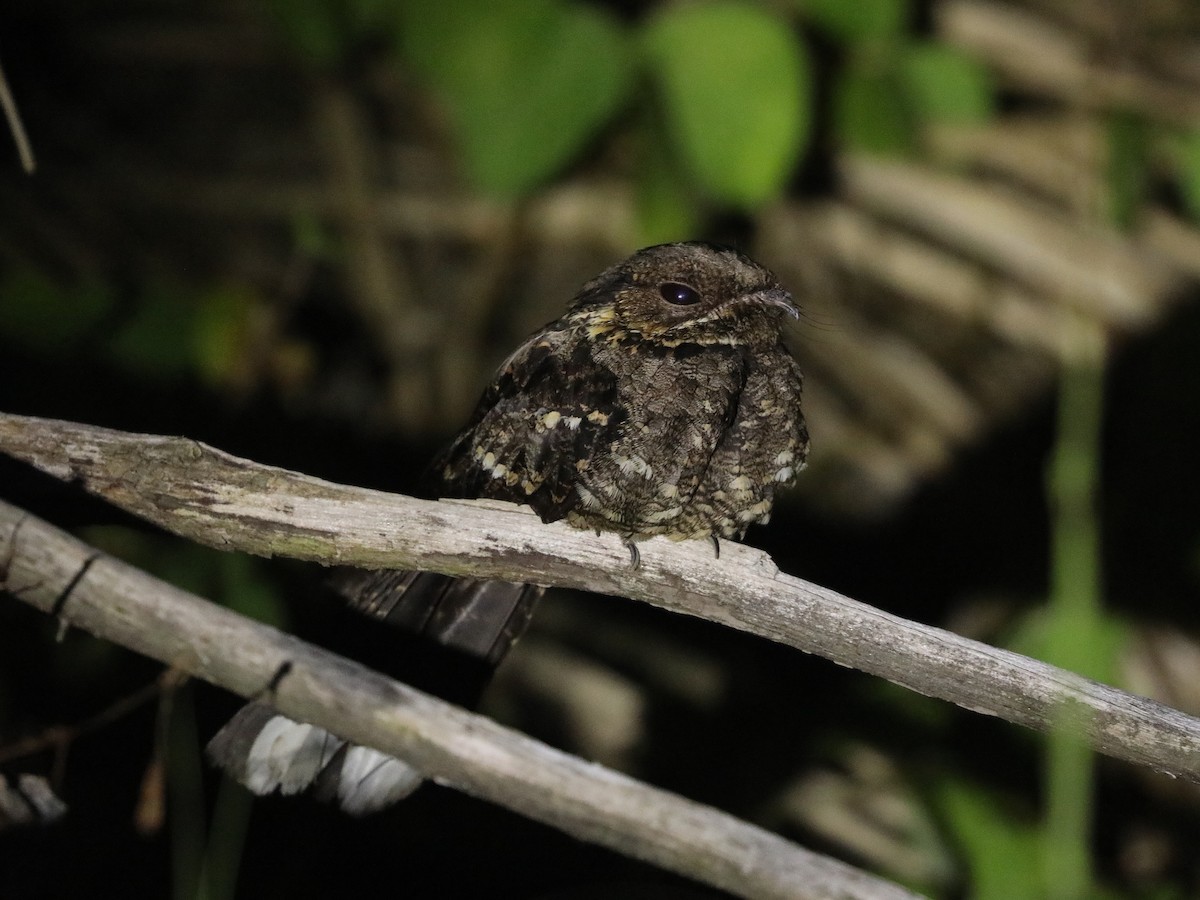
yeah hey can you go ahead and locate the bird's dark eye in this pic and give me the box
[659,282,701,306]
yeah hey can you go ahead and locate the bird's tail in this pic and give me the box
[206,571,543,815]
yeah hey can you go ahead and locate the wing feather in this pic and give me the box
[430,325,623,523]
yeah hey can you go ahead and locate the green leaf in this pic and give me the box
[291,212,336,260]
[1005,606,1128,689]
[218,555,289,628]
[398,0,538,87]
[1099,110,1147,229]
[346,0,398,32]
[0,269,114,354]
[936,779,1042,900]
[191,284,259,388]
[79,527,289,629]
[801,0,909,42]
[834,62,915,155]
[901,42,993,124]
[636,165,701,247]
[105,287,198,379]
[266,0,352,65]
[1177,127,1200,224]
[635,121,702,245]
[400,0,632,196]
[643,1,812,208]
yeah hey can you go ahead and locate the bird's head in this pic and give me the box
[569,242,798,349]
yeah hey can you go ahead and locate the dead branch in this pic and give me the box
[839,157,1175,327]
[0,55,35,174]
[2,411,1199,784]
[937,0,1200,126]
[0,499,918,900]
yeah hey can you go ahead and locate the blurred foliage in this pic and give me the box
[398,0,632,196]
[166,685,207,900]
[0,268,114,354]
[1108,113,1151,230]
[0,267,268,391]
[259,0,996,235]
[1042,347,1106,899]
[642,2,811,209]
[1175,127,1200,224]
[900,42,992,125]
[935,778,1043,900]
[827,22,993,157]
[802,0,909,42]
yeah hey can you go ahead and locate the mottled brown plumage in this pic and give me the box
[434,241,808,542]
[208,242,808,813]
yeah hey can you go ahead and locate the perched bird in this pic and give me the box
[207,241,809,813]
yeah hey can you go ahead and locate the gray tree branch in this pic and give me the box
[2,410,1200,787]
[0,499,917,900]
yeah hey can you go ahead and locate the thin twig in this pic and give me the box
[0,669,186,767]
[0,55,35,174]
[311,81,435,425]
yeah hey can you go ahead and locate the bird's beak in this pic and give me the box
[747,288,800,319]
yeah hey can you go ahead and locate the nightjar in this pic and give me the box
[208,242,809,813]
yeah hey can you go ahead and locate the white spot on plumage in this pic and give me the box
[617,455,653,479]
[576,485,601,509]
[728,475,753,492]
[737,500,772,522]
[775,466,794,482]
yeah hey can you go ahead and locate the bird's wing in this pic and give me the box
[430,324,624,523]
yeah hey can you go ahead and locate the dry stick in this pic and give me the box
[0,502,917,900]
[0,673,182,767]
[937,0,1200,126]
[312,83,435,427]
[135,172,631,246]
[763,202,1080,358]
[1138,209,1200,282]
[2,411,1200,784]
[840,156,1174,327]
[0,56,35,174]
